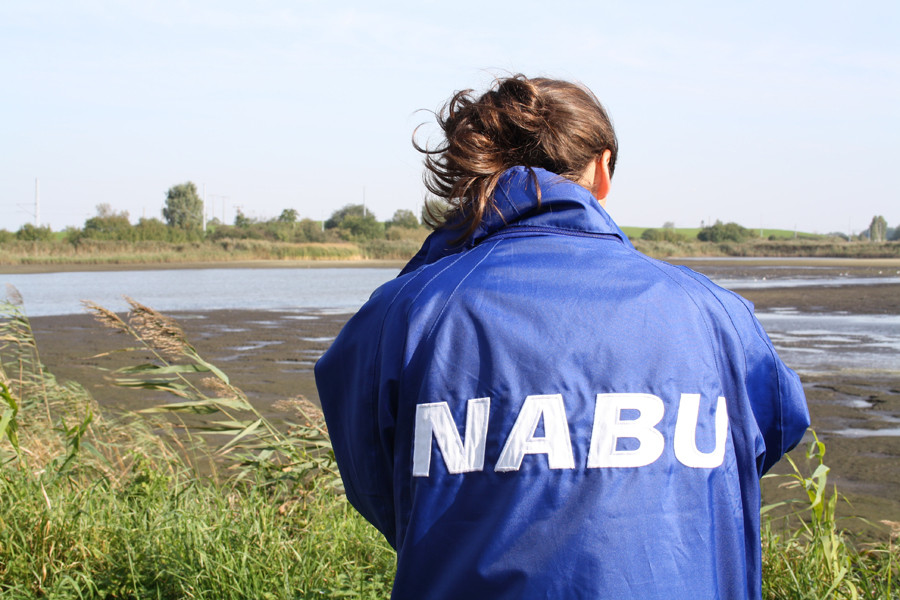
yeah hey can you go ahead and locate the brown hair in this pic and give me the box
[415,74,618,237]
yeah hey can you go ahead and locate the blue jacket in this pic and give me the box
[315,167,809,599]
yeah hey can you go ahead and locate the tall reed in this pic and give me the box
[0,293,395,598]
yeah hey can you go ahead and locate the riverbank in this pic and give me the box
[3,255,900,275]
[2,238,899,273]
[0,258,409,274]
[26,278,900,539]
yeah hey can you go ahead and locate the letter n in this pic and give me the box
[412,398,490,477]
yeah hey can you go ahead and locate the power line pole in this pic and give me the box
[34,178,40,227]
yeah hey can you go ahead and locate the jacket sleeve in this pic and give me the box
[739,306,810,474]
[314,288,400,547]
[677,267,810,474]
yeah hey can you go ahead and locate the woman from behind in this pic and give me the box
[315,74,809,599]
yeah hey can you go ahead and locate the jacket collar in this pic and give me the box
[400,166,632,276]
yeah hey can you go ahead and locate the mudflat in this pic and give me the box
[23,262,900,539]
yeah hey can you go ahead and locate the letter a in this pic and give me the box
[412,398,490,477]
[495,394,576,472]
[587,393,665,468]
[674,394,728,468]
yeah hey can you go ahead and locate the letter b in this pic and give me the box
[587,393,665,468]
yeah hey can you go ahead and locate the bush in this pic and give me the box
[15,223,53,241]
[641,228,685,243]
[698,221,750,243]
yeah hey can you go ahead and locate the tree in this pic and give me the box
[82,204,133,240]
[234,209,253,229]
[278,208,298,224]
[868,215,887,242]
[325,204,384,240]
[324,204,367,229]
[697,220,749,243]
[134,217,169,241]
[387,209,420,229]
[15,223,53,241]
[163,182,203,229]
[339,214,384,240]
[295,219,326,243]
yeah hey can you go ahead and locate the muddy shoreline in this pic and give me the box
[22,276,900,539]
[4,256,899,275]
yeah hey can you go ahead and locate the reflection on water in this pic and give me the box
[830,428,900,438]
[757,310,900,373]
[723,276,900,289]
[2,268,398,317]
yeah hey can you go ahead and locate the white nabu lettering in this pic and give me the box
[587,393,665,468]
[495,394,576,472]
[673,394,728,468]
[412,392,729,477]
[412,398,490,476]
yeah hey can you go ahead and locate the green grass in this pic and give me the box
[1,297,898,598]
[0,465,394,599]
[0,297,395,598]
[3,230,898,267]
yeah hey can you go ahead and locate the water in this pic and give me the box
[2,268,399,317]
[2,266,895,318]
[3,266,896,375]
[723,276,900,290]
[3,263,897,442]
[758,309,900,373]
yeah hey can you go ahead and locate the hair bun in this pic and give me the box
[415,74,617,238]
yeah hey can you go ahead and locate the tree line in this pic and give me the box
[2,182,427,245]
[2,181,896,246]
[641,215,899,244]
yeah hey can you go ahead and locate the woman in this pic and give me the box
[315,75,809,599]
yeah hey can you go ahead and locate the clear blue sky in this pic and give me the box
[2,1,898,235]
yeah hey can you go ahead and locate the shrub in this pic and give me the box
[15,223,53,241]
[698,220,750,243]
[641,228,685,243]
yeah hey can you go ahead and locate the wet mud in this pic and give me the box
[26,268,900,540]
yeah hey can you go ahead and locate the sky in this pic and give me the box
[2,1,898,235]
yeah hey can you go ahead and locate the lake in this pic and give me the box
[4,264,899,318]
[3,265,898,382]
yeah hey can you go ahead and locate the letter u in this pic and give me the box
[673,394,728,468]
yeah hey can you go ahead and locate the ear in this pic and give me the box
[591,149,612,207]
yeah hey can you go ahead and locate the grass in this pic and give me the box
[0,239,367,266]
[1,295,898,598]
[0,465,394,598]
[3,233,899,268]
[0,296,395,599]
[761,432,899,598]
